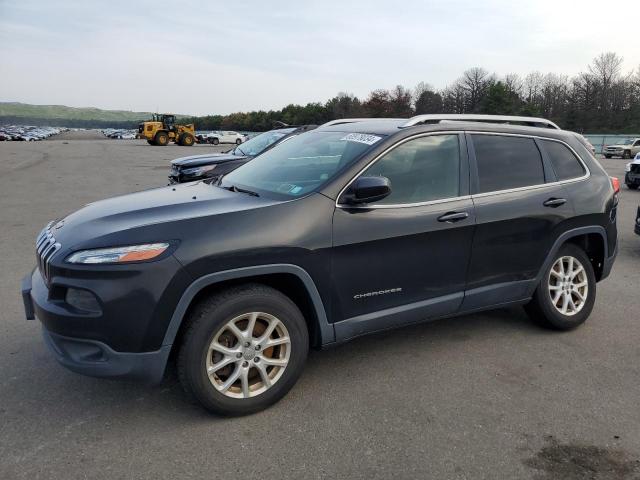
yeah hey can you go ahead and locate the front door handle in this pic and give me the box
[437,211,469,223]
[543,197,567,208]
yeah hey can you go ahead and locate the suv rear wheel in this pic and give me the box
[525,244,596,330]
[177,284,309,415]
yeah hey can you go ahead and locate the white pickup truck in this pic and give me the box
[603,138,640,159]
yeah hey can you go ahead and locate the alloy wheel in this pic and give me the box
[548,256,589,316]
[205,312,291,399]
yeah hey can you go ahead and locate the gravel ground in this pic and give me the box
[0,136,639,479]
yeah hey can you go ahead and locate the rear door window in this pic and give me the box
[471,135,545,193]
[541,139,586,181]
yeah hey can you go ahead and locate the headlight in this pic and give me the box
[626,163,632,172]
[182,165,216,176]
[66,243,170,264]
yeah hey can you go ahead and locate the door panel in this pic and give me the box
[463,185,573,310]
[331,198,476,328]
[330,132,475,340]
[463,131,575,310]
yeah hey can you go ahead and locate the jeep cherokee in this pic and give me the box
[21,115,618,415]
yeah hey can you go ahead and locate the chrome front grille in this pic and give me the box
[36,222,61,283]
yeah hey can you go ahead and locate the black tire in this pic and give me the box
[181,134,194,146]
[177,284,309,416]
[236,138,242,145]
[147,139,156,145]
[212,137,219,145]
[604,155,612,159]
[155,132,169,146]
[627,184,639,190]
[623,150,631,159]
[525,244,596,330]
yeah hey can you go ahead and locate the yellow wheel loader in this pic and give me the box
[138,114,195,146]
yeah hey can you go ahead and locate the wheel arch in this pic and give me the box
[530,226,608,296]
[163,264,335,352]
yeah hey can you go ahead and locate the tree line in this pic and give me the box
[185,52,640,133]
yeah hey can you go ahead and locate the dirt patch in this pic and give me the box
[524,436,640,479]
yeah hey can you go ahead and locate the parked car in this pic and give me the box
[102,128,137,139]
[0,125,67,141]
[22,114,618,416]
[625,152,640,190]
[201,131,247,145]
[603,138,640,159]
[635,206,640,236]
[169,125,317,184]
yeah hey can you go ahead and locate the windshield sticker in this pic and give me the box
[340,133,382,145]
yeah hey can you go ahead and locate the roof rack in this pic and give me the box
[402,114,560,130]
[320,118,403,128]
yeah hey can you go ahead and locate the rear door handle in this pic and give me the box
[437,211,469,223]
[543,198,567,208]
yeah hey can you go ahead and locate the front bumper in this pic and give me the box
[42,328,170,383]
[635,207,640,236]
[21,257,186,382]
[625,172,640,186]
[604,150,624,156]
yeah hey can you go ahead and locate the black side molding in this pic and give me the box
[21,273,35,320]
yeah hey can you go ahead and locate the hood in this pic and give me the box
[51,181,278,250]
[171,152,248,168]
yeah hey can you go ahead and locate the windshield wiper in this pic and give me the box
[234,146,246,156]
[223,184,259,197]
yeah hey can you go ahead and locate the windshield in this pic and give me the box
[235,128,295,156]
[221,131,384,199]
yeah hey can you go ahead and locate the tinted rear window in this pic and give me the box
[472,135,545,193]
[541,139,586,181]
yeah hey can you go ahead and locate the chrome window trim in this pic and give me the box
[335,131,467,209]
[335,130,590,209]
[468,131,590,198]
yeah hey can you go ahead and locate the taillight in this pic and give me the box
[610,176,620,194]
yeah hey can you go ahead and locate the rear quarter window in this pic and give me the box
[541,139,586,181]
[472,135,545,193]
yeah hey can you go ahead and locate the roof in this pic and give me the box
[318,119,406,135]
[317,115,571,140]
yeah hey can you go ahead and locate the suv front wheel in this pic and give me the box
[177,284,309,415]
[525,244,596,330]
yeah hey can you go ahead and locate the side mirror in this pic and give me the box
[341,176,392,205]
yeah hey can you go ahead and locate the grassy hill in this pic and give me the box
[0,102,192,128]
[0,102,192,122]
[0,102,157,122]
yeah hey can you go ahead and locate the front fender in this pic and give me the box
[161,264,335,348]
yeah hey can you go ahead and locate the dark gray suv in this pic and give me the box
[22,115,618,415]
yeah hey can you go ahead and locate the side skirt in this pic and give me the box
[330,292,531,346]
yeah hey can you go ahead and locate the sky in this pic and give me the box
[0,0,638,116]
